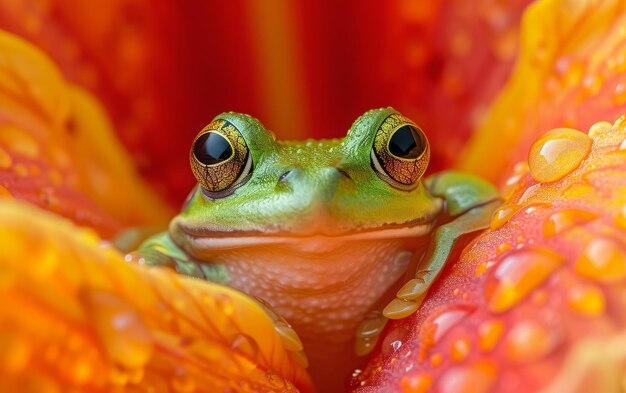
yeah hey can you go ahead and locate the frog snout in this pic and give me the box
[276,166,353,202]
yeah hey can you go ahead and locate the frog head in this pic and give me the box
[171,107,442,255]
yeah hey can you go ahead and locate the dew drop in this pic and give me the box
[567,284,605,316]
[485,247,562,313]
[266,370,286,389]
[0,127,40,158]
[86,289,153,369]
[172,366,196,393]
[542,209,597,237]
[528,128,592,183]
[230,334,260,361]
[437,360,497,393]
[418,305,473,361]
[497,243,512,254]
[274,321,303,352]
[490,205,518,230]
[449,338,471,362]
[63,354,94,384]
[588,121,612,137]
[615,82,626,105]
[582,74,604,96]
[430,353,443,367]
[215,293,235,316]
[474,261,491,277]
[390,340,403,353]
[477,319,505,353]
[575,237,626,282]
[401,372,433,393]
[504,320,561,363]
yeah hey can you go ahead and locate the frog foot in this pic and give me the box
[253,296,309,369]
[383,269,434,319]
[354,311,389,356]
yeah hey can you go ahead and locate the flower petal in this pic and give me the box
[0,31,171,237]
[0,200,314,392]
[460,0,626,184]
[352,118,626,392]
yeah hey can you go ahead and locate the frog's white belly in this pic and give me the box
[216,237,427,343]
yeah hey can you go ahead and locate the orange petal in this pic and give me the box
[460,0,626,184]
[0,200,314,392]
[0,31,171,237]
[352,119,626,392]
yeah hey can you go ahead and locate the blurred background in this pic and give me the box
[0,0,532,205]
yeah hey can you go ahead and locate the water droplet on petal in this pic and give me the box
[615,82,626,105]
[504,320,561,363]
[401,372,433,393]
[430,353,443,367]
[567,284,605,316]
[450,338,471,362]
[274,321,303,352]
[485,247,563,313]
[266,370,286,389]
[588,121,612,137]
[215,293,234,316]
[86,289,153,369]
[172,366,196,392]
[575,237,626,282]
[230,334,260,361]
[418,305,474,361]
[582,74,604,96]
[542,209,597,237]
[497,243,512,254]
[490,205,518,230]
[478,319,505,352]
[437,360,497,393]
[528,128,592,183]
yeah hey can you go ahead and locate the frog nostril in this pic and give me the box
[278,170,292,183]
[337,169,351,180]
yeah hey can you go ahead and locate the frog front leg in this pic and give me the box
[355,172,501,355]
[382,171,502,318]
[134,231,230,284]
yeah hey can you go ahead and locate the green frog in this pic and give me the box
[136,107,501,388]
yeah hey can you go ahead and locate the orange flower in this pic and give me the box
[0,1,626,392]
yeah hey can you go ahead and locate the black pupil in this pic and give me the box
[194,132,233,165]
[388,125,423,158]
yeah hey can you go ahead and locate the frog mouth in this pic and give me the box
[173,216,437,251]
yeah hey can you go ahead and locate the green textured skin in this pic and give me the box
[137,108,501,293]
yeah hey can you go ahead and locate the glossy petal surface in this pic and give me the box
[0,31,171,237]
[0,201,313,393]
[461,0,626,184]
[351,119,626,392]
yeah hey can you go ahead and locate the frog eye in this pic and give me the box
[190,120,252,194]
[371,114,430,188]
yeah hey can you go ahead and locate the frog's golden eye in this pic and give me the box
[371,114,429,188]
[190,120,251,194]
